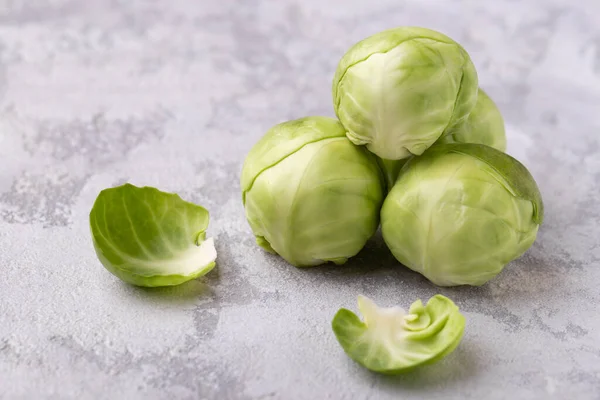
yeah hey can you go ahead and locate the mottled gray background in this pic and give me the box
[0,0,599,399]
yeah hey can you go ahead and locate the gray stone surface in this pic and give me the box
[1,0,599,399]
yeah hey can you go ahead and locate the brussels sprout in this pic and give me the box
[332,294,465,374]
[332,26,479,160]
[438,88,507,151]
[241,116,385,267]
[89,184,217,287]
[376,158,408,191]
[381,143,544,286]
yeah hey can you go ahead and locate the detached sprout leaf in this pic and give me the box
[89,184,217,287]
[332,295,465,374]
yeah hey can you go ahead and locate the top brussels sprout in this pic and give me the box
[241,116,385,267]
[437,88,507,151]
[89,184,217,287]
[381,143,544,287]
[332,26,479,160]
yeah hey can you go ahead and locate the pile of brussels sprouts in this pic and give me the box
[90,26,545,376]
[241,26,544,288]
[238,27,544,373]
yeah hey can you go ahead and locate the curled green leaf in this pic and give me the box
[89,184,217,287]
[332,294,465,374]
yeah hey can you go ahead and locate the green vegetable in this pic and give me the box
[89,184,217,287]
[438,88,507,151]
[332,26,478,160]
[376,158,408,191]
[381,143,543,286]
[332,294,465,374]
[241,116,385,267]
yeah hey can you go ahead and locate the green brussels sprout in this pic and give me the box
[332,26,479,160]
[241,116,385,267]
[381,143,544,286]
[376,157,408,192]
[438,88,507,151]
[332,294,465,374]
[89,184,217,287]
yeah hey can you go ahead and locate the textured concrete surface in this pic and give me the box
[1,0,599,399]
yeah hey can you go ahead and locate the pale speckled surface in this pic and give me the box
[1,1,599,399]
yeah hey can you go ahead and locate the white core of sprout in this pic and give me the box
[357,295,408,343]
[118,237,217,276]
